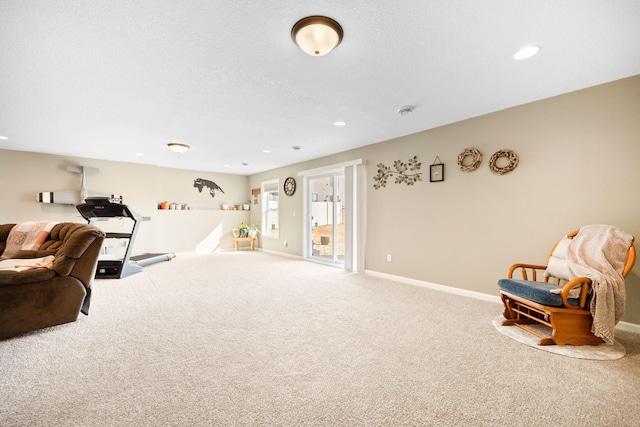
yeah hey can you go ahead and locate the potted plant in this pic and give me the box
[238,222,260,238]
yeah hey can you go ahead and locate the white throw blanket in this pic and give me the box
[0,255,55,272]
[547,225,634,344]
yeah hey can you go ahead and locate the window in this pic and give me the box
[261,179,279,238]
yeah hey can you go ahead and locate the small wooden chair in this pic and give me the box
[498,229,636,346]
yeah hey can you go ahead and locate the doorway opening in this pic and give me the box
[300,159,364,271]
[308,172,344,265]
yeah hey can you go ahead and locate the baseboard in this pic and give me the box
[363,269,640,333]
[616,321,640,334]
[364,269,502,304]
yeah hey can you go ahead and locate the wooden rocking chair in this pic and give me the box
[498,229,636,346]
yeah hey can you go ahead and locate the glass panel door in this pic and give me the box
[307,172,344,264]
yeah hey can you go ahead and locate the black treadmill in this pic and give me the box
[76,197,175,279]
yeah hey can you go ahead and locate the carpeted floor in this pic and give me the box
[1,252,640,426]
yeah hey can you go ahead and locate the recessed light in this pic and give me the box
[262,149,271,153]
[0,136,8,140]
[135,153,144,157]
[334,121,346,126]
[224,164,231,167]
[514,45,540,60]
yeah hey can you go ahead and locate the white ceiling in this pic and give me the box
[1,1,639,175]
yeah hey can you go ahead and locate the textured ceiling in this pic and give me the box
[1,1,639,175]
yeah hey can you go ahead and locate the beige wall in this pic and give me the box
[0,152,249,253]
[249,75,640,324]
[2,75,639,323]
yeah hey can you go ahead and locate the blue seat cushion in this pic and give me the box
[498,279,580,307]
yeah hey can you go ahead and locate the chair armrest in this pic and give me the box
[559,277,592,309]
[0,268,56,285]
[508,263,548,281]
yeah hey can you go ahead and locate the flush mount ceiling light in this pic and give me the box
[514,45,540,60]
[167,143,190,153]
[291,16,343,56]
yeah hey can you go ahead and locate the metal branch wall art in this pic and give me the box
[373,156,422,189]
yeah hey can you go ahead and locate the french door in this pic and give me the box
[307,172,344,265]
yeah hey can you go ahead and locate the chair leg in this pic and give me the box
[500,293,555,344]
[501,294,541,325]
[499,292,603,346]
[549,312,603,346]
[501,293,516,320]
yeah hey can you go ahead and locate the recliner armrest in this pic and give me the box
[0,268,57,285]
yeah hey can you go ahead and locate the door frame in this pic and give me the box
[306,172,343,265]
[298,159,364,272]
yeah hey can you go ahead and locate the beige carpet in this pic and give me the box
[492,316,626,360]
[2,252,640,426]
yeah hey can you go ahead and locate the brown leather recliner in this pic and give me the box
[0,222,105,339]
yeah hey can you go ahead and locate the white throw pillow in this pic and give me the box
[544,236,573,281]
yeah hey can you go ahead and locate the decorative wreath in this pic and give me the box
[456,148,482,172]
[488,149,519,175]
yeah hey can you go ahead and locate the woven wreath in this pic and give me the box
[488,149,519,175]
[456,148,482,172]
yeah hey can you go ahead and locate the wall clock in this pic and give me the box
[284,177,296,196]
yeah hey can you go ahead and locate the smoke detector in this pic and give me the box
[397,106,414,116]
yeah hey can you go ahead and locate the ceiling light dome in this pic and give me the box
[167,143,190,153]
[292,16,343,56]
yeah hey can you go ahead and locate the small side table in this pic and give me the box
[233,237,255,251]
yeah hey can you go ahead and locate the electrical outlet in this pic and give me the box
[387,254,392,262]
[284,241,288,247]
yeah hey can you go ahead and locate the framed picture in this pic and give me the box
[430,163,444,182]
